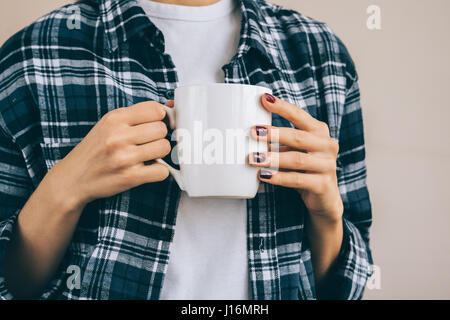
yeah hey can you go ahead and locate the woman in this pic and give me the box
[0,0,373,299]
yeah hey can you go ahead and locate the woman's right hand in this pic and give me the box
[46,101,171,211]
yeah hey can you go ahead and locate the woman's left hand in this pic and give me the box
[249,93,344,223]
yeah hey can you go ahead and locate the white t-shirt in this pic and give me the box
[138,0,248,300]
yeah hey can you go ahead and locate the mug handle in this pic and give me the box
[155,105,185,191]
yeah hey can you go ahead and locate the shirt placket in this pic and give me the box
[141,33,185,299]
[222,56,281,300]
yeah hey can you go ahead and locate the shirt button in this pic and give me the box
[164,89,174,100]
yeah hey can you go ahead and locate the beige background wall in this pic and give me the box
[1,0,449,299]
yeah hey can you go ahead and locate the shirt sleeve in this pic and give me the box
[0,110,70,300]
[319,74,374,300]
[0,124,32,299]
[0,37,68,298]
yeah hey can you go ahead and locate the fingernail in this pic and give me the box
[255,126,268,137]
[253,152,266,163]
[265,93,276,104]
[259,169,272,179]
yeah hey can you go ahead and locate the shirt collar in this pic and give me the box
[95,0,283,70]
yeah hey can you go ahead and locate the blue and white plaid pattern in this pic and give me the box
[0,0,373,300]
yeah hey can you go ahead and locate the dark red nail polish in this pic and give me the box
[260,169,272,179]
[255,126,268,137]
[265,93,276,104]
[253,152,266,163]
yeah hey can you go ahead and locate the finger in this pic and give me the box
[258,169,324,193]
[252,126,331,152]
[165,100,174,107]
[268,144,293,152]
[260,93,321,131]
[133,162,170,183]
[127,121,168,145]
[123,101,167,125]
[133,139,172,163]
[249,151,335,173]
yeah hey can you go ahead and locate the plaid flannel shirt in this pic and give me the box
[0,0,373,300]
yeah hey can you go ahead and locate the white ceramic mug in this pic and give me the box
[157,83,272,198]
